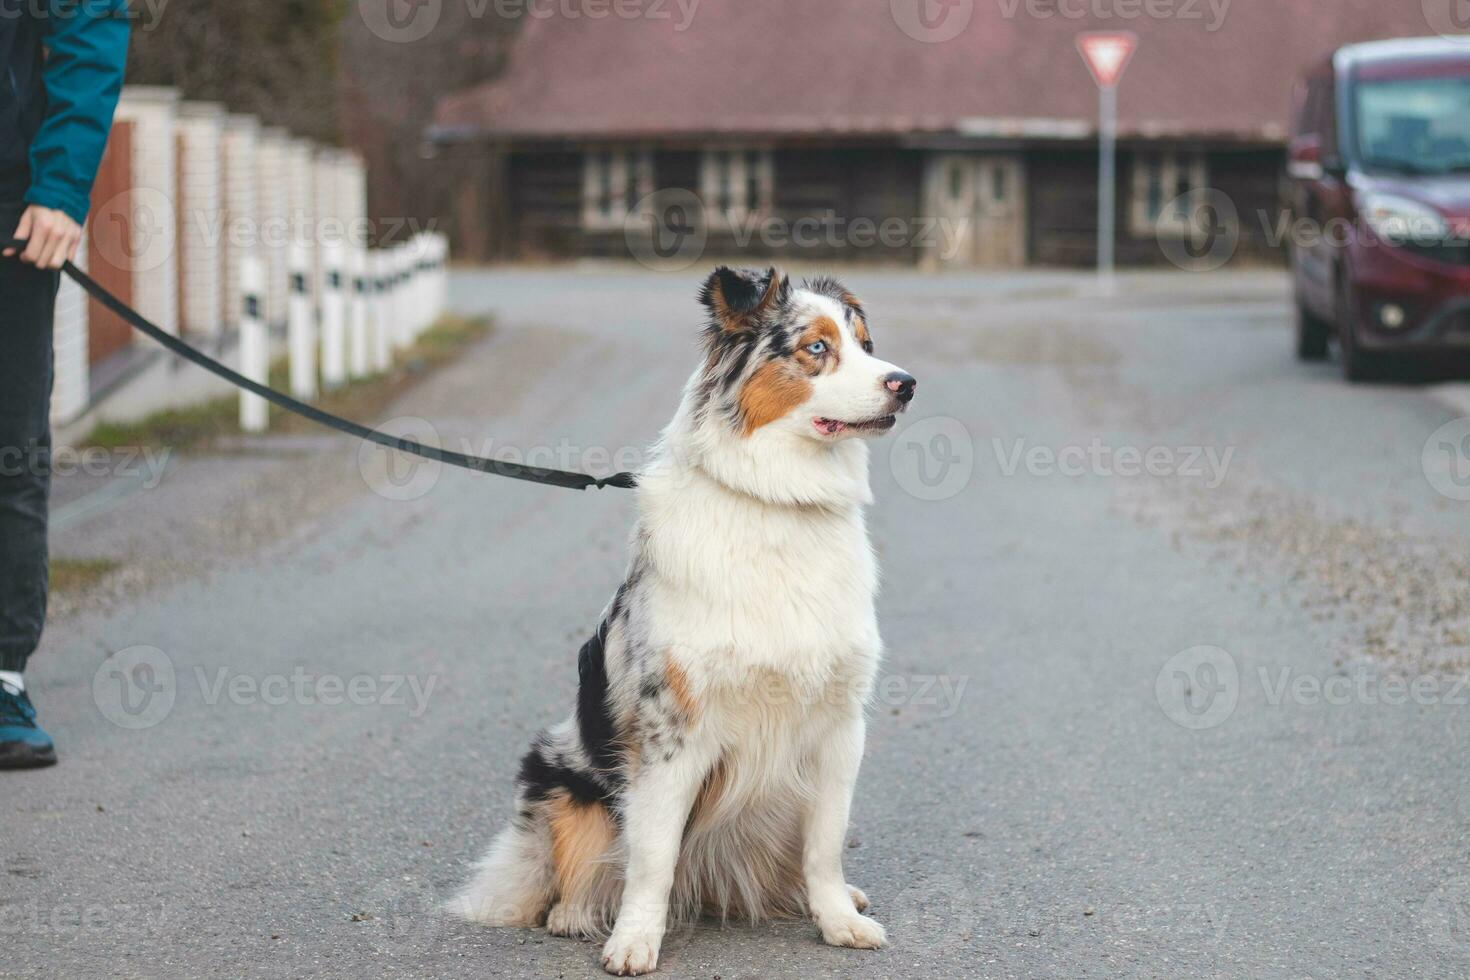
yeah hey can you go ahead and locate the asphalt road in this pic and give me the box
[7,266,1470,979]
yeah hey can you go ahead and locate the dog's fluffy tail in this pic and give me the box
[445,818,556,927]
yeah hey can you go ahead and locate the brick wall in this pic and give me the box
[221,114,260,331]
[255,128,291,326]
[177,102,226,335]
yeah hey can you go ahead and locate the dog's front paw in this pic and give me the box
[819,911,887,950]
[601,929,661,975]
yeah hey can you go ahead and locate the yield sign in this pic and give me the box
[1076,31,1138,88]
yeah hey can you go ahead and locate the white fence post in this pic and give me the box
[176,101,226,336]
[401,238,418,344]
[287,242,316,400]
[372,250,393,373]
[415,234,434,336]
[113,86,181,338]
[255,127,290,326]
[51,235,90,424]
[349,247,371,379]
[221,114,260,331]
[410,234,427,340]
[321,242,347,389]
[391,245,408,352]
[434,233,449,323]
[239,256,269,433]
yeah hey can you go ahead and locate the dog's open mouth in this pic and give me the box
[813,415,897,437]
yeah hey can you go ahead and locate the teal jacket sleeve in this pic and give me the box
[24,0,132,225]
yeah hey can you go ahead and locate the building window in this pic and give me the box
[947,161,968,203]
[1131,151,1208,237]
[582,147,653,230]
[700,148,773,225]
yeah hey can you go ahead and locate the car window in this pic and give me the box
[1355,75,1470,175]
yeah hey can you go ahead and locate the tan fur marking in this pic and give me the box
[665,660,698,720]
[801,316,843,351]
[739,361,812,435]
[794,316,843,375]
[852,316,871,348]
[547,792,615,902]
[710,290,741,331]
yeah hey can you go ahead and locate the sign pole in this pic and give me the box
[1098,83,1117,295]
[1076,31,1137,298]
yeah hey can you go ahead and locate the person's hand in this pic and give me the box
[4,205,83,270]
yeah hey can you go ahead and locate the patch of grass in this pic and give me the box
[50,558,121,592]
[84,397,238,452]
[80,315,492,451]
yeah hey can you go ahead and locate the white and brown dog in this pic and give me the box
[449,267,916,975]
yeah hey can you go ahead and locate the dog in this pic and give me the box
[448,266,916,975]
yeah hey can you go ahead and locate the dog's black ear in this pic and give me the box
[700,266,789,332]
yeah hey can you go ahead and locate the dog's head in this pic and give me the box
[696,266,916,443]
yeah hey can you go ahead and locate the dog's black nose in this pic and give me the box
[884,371,917,404]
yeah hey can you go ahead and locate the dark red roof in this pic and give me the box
[434,0,1446,141]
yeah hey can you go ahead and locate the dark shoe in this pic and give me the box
[0,684,57,769]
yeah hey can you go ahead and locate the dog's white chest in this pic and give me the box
[638,471,883,693]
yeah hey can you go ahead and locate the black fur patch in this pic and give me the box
[517,743,610,806]
[576,627,622,779]
[699,266,765,315]
[575,584,630,782]
[699,266,791,338]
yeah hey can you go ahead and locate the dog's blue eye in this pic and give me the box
[805,341,828,355]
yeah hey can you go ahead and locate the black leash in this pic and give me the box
[5,240,638,491]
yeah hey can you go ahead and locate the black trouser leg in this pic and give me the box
[0,206,59,673]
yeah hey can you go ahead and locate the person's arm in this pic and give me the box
[4,0,130,269]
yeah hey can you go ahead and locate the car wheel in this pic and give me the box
[1296,302,1331,361]
[1337,275,1382,383]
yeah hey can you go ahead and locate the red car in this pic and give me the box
[1288,38,1470,380]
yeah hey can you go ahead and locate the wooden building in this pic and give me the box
[428,0,1436,268]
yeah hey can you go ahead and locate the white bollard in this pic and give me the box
[287,242,317,400]
[393,245,414,350]
[372,251,393,373]
[239,256,269,433]
[385,246,401,351]
[421,234,437,328]
[403,236,421,343]
[321,243,347,390]
[435,233,450,323]
[349,247,371,379]
[408,237,428,342]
